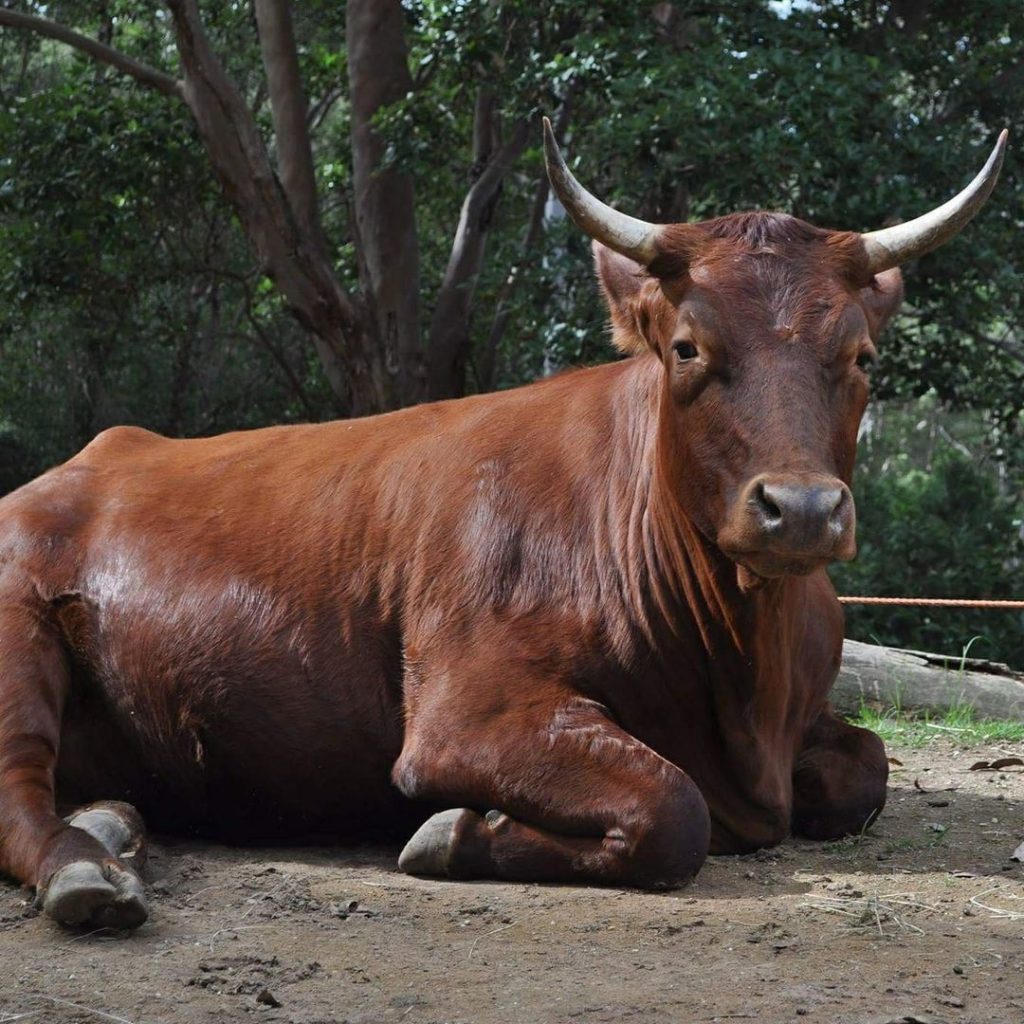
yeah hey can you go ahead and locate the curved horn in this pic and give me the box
[862,130,1008,272]
[542,117,662,265]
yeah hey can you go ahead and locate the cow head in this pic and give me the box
[544,120,1007,585]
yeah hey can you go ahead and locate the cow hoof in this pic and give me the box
[398,808,469,877]
[42,860,148,930]
[67,802,147,868]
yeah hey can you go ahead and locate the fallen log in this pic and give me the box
[833,639,1024,720]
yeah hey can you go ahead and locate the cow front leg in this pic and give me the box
[41,801,148,929]
[791,709,889,840]
[0,598,148,929]
[393,692,710,889]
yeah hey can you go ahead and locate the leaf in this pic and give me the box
[971,758,1024,771]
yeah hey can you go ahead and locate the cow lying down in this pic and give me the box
[0,123,1006,929]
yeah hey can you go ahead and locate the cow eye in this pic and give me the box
[673,341,698,361]
[856,351,877,372]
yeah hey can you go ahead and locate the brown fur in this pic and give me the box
[0,211,901,898]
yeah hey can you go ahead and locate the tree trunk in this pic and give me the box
[425,91,528,401]
[832,639,1024,720]
[166,0,378,415]
[347,0,422,409]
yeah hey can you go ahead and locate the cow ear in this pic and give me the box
[593,241,663,355]
[859,267,904,338]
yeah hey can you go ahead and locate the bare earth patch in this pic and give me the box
[1,739,1022,1024]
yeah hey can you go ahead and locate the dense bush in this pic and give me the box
[832,447,1024,668]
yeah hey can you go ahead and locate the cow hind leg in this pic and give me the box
[0,599,148,929]
[394,690,710,889]
[791,710,889,840]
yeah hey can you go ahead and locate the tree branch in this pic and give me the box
[308,86,344,133]
[0,9,182,98]
[165,0,380,414]
[970,325,1024,367]
[425,108,529,401]
[252,0,321,241]
[478,98,574,392]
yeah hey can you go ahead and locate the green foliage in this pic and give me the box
[832,421,1024,666]
[369,0,1024,447]
[0,9,338,480]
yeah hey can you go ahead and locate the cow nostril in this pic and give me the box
[827,488,848,530]
[753,482,783,528]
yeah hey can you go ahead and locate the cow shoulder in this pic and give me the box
[77,425,165,462]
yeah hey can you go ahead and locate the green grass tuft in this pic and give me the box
[847,702,1024,748]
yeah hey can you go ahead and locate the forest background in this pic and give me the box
[0,0,1021,665]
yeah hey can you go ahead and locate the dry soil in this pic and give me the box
[1,739,1022,1024]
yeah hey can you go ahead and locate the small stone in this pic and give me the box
[256,988,281,1008]
[825,881,863,897]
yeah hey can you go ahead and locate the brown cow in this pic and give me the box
[0,124,1006,930]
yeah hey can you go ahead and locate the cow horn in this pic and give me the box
[861,130,1008,272]
[543,117,662,265]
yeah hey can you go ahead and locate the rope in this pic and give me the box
[838,596,1024,609]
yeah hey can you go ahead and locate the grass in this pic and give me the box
[848,702,1024,748]
[822,827,950,862]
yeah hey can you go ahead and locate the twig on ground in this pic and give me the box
[872,898,884,937]
[467,922,515,960]
[969,886,1024,920]
[800,893,929,936]
[31,996,147,1024]
[184,884,231,904]
[207,881,291,951]
[59,926,121,946]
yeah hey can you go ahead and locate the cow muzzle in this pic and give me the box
[718,473,856,578]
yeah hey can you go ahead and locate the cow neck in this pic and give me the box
[605,359,816,802]
[629,359,796,666]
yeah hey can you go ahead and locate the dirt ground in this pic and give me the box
[1,738,1022,1024]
